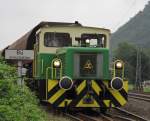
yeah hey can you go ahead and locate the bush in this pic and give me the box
[0,58,48,121]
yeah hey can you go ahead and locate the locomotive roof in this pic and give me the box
[2,21,110,56]
[7,21,83,50]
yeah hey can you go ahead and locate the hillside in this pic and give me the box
[111,1,150,49]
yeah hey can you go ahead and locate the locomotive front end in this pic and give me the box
[4,21,128,113]
[47,49,128,109]
[32,23,128,111]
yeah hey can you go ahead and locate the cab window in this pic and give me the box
[81,34,106,47]
[44,32,71,47]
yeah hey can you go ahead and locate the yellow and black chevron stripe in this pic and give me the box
[46,79,128,108]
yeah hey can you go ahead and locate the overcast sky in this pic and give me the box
[0,0,149,50]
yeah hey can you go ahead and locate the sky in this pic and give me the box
[0,0,149,50]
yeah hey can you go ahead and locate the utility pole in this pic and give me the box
[135,47,143,91]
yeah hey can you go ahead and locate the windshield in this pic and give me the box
[81,34,106,47]
[44,32,71,47]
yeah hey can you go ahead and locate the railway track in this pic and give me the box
[42,102,149,121]
[77,113,114,121]
[63,113,82,121]
[111,107,149,121]
[41,103,113,121]
[65,108,150,121]
[129,91,150,95]
[64,111,113,121]
[129,92,150,102]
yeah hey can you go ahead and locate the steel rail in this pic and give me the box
[129,92,150,102]
[63,113,83,121]
[114,107,149,121]
[76,111,114,121]
[100,114,114,121]
[77,113,101,121]
[111,114,136,121]
[129,92,150,97]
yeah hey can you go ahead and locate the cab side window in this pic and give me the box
[44,32,71,47]
[81,34,106,47]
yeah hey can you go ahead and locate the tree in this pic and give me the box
[113,42,150,84]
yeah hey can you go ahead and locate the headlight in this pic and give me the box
[53,59,61,68]
[85,39,90,44]
[115,61,123,69]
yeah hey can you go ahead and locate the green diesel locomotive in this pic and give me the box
[5,21,128,111]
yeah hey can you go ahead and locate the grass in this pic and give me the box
[144,87,150,92]
[128,84,134,91]
[128,84,150,92]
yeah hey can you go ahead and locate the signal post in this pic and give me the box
[5,50,34,86]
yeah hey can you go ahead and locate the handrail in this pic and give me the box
[46,66,63,80]
[46,67,52,80]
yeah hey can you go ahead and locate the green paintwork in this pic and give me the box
[56,47,110,80]
[34,47,110,80]
[35,53,55,79]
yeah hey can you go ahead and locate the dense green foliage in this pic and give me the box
[111,1,150,49]
[111,2,150,84]
[0,57,48,121]
[113,42,150,84]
